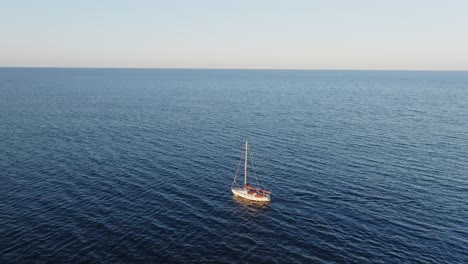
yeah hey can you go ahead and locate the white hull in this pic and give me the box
[231,187,271,202]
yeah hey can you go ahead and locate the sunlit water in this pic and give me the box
[1,68,467,263]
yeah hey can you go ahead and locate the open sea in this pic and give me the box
[0,68,467,263]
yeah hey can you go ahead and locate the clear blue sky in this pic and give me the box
[1,0,467,70]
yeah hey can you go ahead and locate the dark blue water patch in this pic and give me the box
[1,68,467,263]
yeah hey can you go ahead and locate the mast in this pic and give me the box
[244,141,248,185]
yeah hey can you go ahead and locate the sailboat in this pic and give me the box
[231,142,271,202]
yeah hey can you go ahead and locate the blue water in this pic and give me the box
[1,68,467,263]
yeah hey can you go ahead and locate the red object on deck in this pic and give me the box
[255,194,264,198]
[246,186,271,194]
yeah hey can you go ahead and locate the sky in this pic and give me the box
[1,0,467,70]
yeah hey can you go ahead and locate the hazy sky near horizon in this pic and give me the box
[1,0,468,70]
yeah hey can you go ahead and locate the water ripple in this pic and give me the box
[1,69,467,263]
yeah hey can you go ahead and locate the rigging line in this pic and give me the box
[250,150,258,188]
[250,149,266,190]
[232,147,244,188]
[249,149,261,190]
[231,152,243,188]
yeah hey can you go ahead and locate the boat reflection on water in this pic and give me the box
[232,194,271,212]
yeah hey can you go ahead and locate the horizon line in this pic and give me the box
[1,66,467,72]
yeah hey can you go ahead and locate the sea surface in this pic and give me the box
[1,68,467,263]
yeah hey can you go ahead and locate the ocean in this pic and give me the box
[1,68,467,263]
